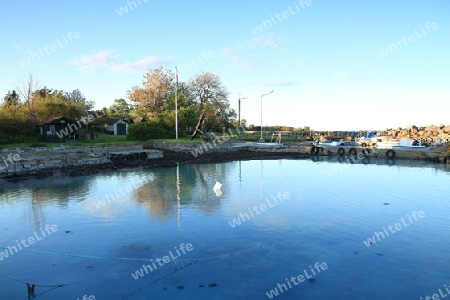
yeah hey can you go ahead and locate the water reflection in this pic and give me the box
[311,155,449,172]
[1,158,448,228]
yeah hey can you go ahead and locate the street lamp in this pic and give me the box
[259,90,274,142]
[238,94,247,128]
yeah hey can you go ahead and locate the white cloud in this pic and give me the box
[71,50,119,71]
[71,50,175,72]
[110,55,175,72]
[251,34,287,48]
[351,75,371,80]
[258,79,301,87]
[294,56,303,67]
[222,34,289,70]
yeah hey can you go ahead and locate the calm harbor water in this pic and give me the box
[0,158,449,300]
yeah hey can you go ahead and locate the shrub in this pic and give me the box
[30,143,47,147]
[127,121,169,141]
[0,133,38,145]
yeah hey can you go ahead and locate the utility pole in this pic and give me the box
[238,94,247,128]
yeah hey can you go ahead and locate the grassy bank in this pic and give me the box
[0,132,303,149]
[0,134,139,149]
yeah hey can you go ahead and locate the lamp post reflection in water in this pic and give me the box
[260,160,264,202]
[239,160,242,186]
[176,162,181,231]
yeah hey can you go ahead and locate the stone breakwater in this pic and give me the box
[0,145,162,175]
[314,124,450,143]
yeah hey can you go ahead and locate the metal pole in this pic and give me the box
[260,94,263,141]
[175,66,178,139]
[260,90,274,142]
[238,97,241,128]
[238,94,246,129]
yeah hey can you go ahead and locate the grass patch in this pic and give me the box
[0,134,140,149]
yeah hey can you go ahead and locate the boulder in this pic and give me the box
[425,125,438,132]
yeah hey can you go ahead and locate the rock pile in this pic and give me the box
[380,124,450,142]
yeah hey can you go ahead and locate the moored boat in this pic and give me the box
[392,138,426,149]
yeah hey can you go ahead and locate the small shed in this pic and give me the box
[106,118,131,135]
[36,116,79,142]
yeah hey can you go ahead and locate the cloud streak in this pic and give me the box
[222,34,289,69]
[351,75,371,80]
[71,50,175,72]
[233,79,301,87]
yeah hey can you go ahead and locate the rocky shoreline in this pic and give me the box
[0,144,310,182]
[0,142,448,182]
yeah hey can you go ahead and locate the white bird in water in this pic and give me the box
[213,181,222,197]
[213,181,222,190]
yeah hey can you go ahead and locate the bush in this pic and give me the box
[0,133,38,145]
[30,143,47,147]
[127,121,169,141]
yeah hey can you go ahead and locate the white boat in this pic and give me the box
[355,132,377,147]
[392,138,426,149]
[376,139,400,149]
[316,139,343,147]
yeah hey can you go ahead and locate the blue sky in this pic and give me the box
[1,0,449,130]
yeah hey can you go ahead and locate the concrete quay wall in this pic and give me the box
[0,145,163,174]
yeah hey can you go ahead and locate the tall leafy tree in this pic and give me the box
[188,71,235,137]
[127,67,174,118]
[64,89,94,112]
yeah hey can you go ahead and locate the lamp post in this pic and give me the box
[238,94,247,128]
[175,66,178,139]
[259,90,274,142]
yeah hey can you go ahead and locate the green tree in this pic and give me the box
[158,82,197,136]
[109,98,134,118]
[64,89,94,112]
[3,90,20,107]
[188,71,235,136]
